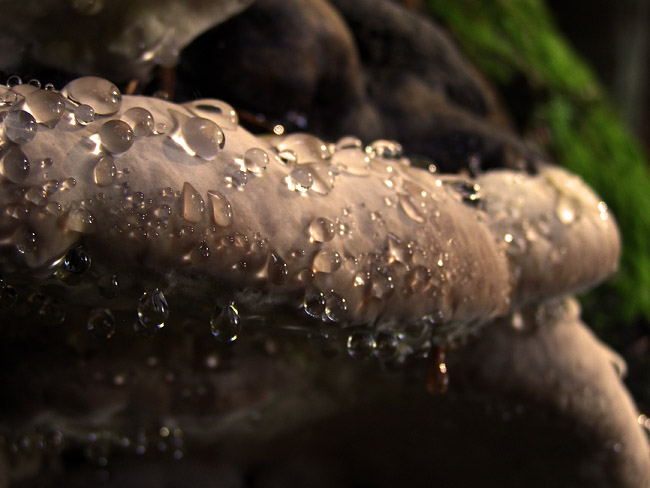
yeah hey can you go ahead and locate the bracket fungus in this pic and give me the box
[0,78,647,487]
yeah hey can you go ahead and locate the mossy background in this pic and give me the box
[426,0,650,406]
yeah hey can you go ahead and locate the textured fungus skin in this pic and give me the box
[0,85,619,344]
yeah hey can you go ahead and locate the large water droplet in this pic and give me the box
[347,330,376,359]
[99,120,134,153]
[287,167,313,192]
[88,308,116,339]
[0,146,30,183]
[182,117,224,160]
[122,107,154,137]
[210,302,240,343]
[93,155,116,187]
[62,77,122,115]
[366,140,403,159]
[312,249,341,273]
[4,110,37,144]
[303,289,326,318]
[182,182,204,223]
[324,292,347,322]
[25,90,64,127]
[243,147,269,173]
[185,100,238,130]
[332,148,370,176]
[309,217,335,243]
[207,190,232,227]
[136,288,169,335]
[74,104,95,125]
[276,134,329,163]
[56,245,91,284]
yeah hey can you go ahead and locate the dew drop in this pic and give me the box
[74,104,95,125]
[276,134,329,163]
[398,194,425,223]
[287,167,313,192]
[555,194,580,225]
[5,75,21,87]
[335,136,362,151]
[25,90,65,127]
[56,245,91,284]
[207,190,232,227]
[324,292,347,322]
[347,330,376,359]
[243,147,269,173]
[136,288,169,335]
[0,146,30,182]
[332,148,370,176]
[93,155,116,187]
[267,252,288,285]
[65,206,95,233]
[182,182,205,223]
[303,289,326,318]
[224,165,247,189]
[210,302,241,343]
[375,330,399,359]
[99,120,134,153]
[4,110,37,144]
[186,100,238,130]
[367,140,403,159]
[309,217,336,243]
[182,117,224,160]
[62,76,122,115]
[312,249,342,273]
[15,227,37,254]
[87,308,116,339]
[122,107,154,137]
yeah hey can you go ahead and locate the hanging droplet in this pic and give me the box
[93,155,116,187]
[267,252,288,285]
[25,90,65,127]
[347,330,376,359]
[182,182,204,223]
[99,120,134,153]
[207,190,232,227]
[4,110,37,144]
[87,308,116,339]
[182,117,224,160]
[62,76,122,115]
[243,147,269,173]
[74,104,95,125]
[309,217,336,243]
[374,330,399,359]
[210,302,241,343]
[56,245,91,284]
[0,146,30,183]
[312,249,342,273]
[122,107,154,137]
[136,288,169,335]
[286,167,313,192]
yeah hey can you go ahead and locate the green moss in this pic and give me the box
[427,0,650,329]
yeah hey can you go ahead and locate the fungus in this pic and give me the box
[0,79,646,486]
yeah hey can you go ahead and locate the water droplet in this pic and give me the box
[449,180,482,207]
[287,167,313,192]
[74,104,95,125]
[324,292,347,322]
[87,308,116,339]
[62,77,121,115]
[332,148,370,176]
[555,194,580,225]
[309,217,335,243]
[347,331,376,359]
[24,186,47,205]
[182,182,204,223]
[186,100,238,130]
[6,75,22,87]
[136,288,169,335]
[0,146,30,183]
[99,120,134,153]
[25,90,64,127]
[122,107,154,137]
[4,110,37,144]
[182,117,224,160]
[276,133,329,163]
[313,249,341,273]
[99,274,120,298]
[335,136,362,150]
[65,206,95,233]
[15,227,37,254]
[398,194,425,223]
[93,155,116,187]
[303,289,326,318]
[366,140,403,159]
[243,147,269,173]
[56,245,91,284]
[224,165,247,189]
[207,190,232,227]
[375,330,399,359]
[210,302,240,343]
[267,252,288,285]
